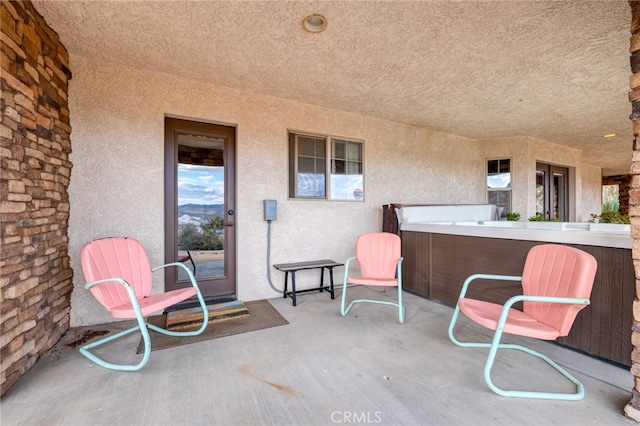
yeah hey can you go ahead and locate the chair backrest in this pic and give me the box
[356,232,402,279]
[81,237,153,310]
[521,244,597,336]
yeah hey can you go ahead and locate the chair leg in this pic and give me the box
[340,277,352,317]
[483,326,585,400]
[80,282,208,371]
[341,282,405,324]
[448,306,585,400]
[341,258,405,324]
[397,283,405,324]
[79,312,152,371]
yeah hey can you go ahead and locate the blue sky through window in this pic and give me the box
[178,163,224,206]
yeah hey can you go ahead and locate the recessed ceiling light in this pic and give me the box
[302,14,327,33]
[602,133,617,138]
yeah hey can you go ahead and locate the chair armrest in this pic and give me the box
[496,294,590,330]
[458,273,522,299]
[84,277,142,312]
[503,294,590,309]
[85,277,130,290]
[342,257,357,283]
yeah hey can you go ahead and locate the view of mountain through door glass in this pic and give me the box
[177,135,225,280]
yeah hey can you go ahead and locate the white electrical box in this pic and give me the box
[264,199,277,221]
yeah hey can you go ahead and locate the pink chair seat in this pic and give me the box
[108,287,197,318]
[458,298,561,340]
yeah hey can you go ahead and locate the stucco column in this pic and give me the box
[626,0,640,421]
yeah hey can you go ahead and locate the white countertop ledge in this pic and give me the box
[400,221,632,249]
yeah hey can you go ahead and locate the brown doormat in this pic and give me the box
[137,299,288,353]
[166,300,250,331]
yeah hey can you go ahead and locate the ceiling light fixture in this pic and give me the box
[302,14,327,33]
[602,133,617,138]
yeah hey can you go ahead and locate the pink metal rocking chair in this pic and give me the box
[79,236,209,371]
[341,232,405,323]
[448,243,597,400]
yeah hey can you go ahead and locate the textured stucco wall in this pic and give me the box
[68,56,602,326]
[67,56,485,326]
[579,163,603,221]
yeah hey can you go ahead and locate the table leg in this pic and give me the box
[319,267,325,293]
[283,271,289,299]
[327,266,336,299]
[290,271,297,306]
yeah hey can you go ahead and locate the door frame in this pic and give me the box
[536,162,569,221]
[164,116,236,299]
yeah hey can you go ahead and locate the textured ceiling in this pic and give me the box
[33,0,633,175]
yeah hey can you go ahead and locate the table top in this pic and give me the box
[273,259,343,271]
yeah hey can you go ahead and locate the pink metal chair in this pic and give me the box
[79,236,208,371]
[341,232,405,323]
[448,244,597,400]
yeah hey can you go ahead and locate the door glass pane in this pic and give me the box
[536,170,545,216]
[177,134,225,280]
[553,172,566,221]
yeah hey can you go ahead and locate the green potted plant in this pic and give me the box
[588,211,630,233]
[505,212,521,221]
[527,213,559,222]
[526,213,562,229]
[588,212,630,224]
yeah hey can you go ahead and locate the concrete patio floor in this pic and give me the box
[0,287,636,426]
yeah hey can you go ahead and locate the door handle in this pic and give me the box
[224,209,235,226]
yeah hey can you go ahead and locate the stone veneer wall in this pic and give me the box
[602,174,631,216]
[629,1,640,421]
[0,0,73,396]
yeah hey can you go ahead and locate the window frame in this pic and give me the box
[486,158,512,218]
[288,130,365,201]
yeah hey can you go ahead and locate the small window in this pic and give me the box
[289,132,364,201]
[487,158,511,218]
